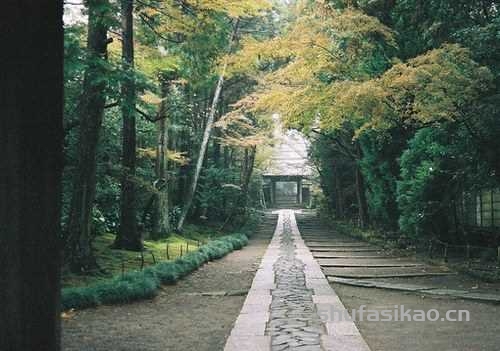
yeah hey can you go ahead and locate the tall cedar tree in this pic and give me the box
[66,0,111,272]
[151,72,178,238]
[115,0,142,250]
[239,146,257,208]
[0,1,64,350]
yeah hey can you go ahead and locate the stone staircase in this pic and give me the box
[251,211,279,240]
[274,195,303,209]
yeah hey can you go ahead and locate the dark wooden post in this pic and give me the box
[0,2,64,350]
[297,178,303,205]
[491,190,494,228]
[466,244,471,268]
[271,179,276,207]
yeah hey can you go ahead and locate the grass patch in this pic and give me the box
[62,224,222,288]
[61,232,250,311]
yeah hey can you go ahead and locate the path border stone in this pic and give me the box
[224,212,283,351]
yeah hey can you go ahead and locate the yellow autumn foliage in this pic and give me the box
[223,5,399,134]
[224,0,493,140]
[186,0,271,18]
[318,44,494,137]
[140,91,164,105]
[138,148,190,165]
[215,111,271,148]
[380,44,493,125]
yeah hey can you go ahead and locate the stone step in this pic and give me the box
[307,244,373,249]
[306,240,368,247]
[312,250,389,257]
[313,254,389,259]
[327,272,456,279]
[310,247,381,252]
[323,266,451,279]
[318,262,423,268]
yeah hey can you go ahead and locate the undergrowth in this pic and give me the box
[326,219,414,256]
[62,224,223,288]
[61,233,249,311]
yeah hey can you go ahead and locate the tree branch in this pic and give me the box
[64,1,84,5]
[105,101,119,109]
[138,14,184,44]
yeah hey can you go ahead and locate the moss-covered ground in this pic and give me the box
[62,223,225,288]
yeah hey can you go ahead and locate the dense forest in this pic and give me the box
[225,0,500,245]
[3,0,500,349]
[61,0,500,278]
[62,0,279,273]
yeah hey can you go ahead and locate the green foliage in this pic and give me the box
[251,1,500,244]
[359,131,406,229]
[196,166,241,218]
[153,261,182,284]
[397,128,449,239]
[61,0,500,274]
[309,132,358,220]
[62,0,275,261]
[61,269,160,310]
[454,16,500,78]
[397,123,498,241]
[392,0,500,59]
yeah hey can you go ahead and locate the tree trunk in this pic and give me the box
[239,146,257,208]
[66,0,111,272]
[333,162,344,219]
[223,146,231,168]
[115,0,142,250]
[151,74,176,238]
[213,134,222,167]
[176,21,240,232]
[177,158,189,205]
[212,97,225,167]
[355,144,370,228]
[0,2,63,350]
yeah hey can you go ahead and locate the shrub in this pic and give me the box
[95,271,160,305]
[61,287,99,311]
[154,262,182,284]
[397,128,454,240]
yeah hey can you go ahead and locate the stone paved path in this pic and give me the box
[267,214,324,350]
[225,210,370,351]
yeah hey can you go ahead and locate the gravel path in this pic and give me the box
[62,214,275,351]
[334,284,500,351]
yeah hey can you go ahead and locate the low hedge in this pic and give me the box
[61,233,249,311]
